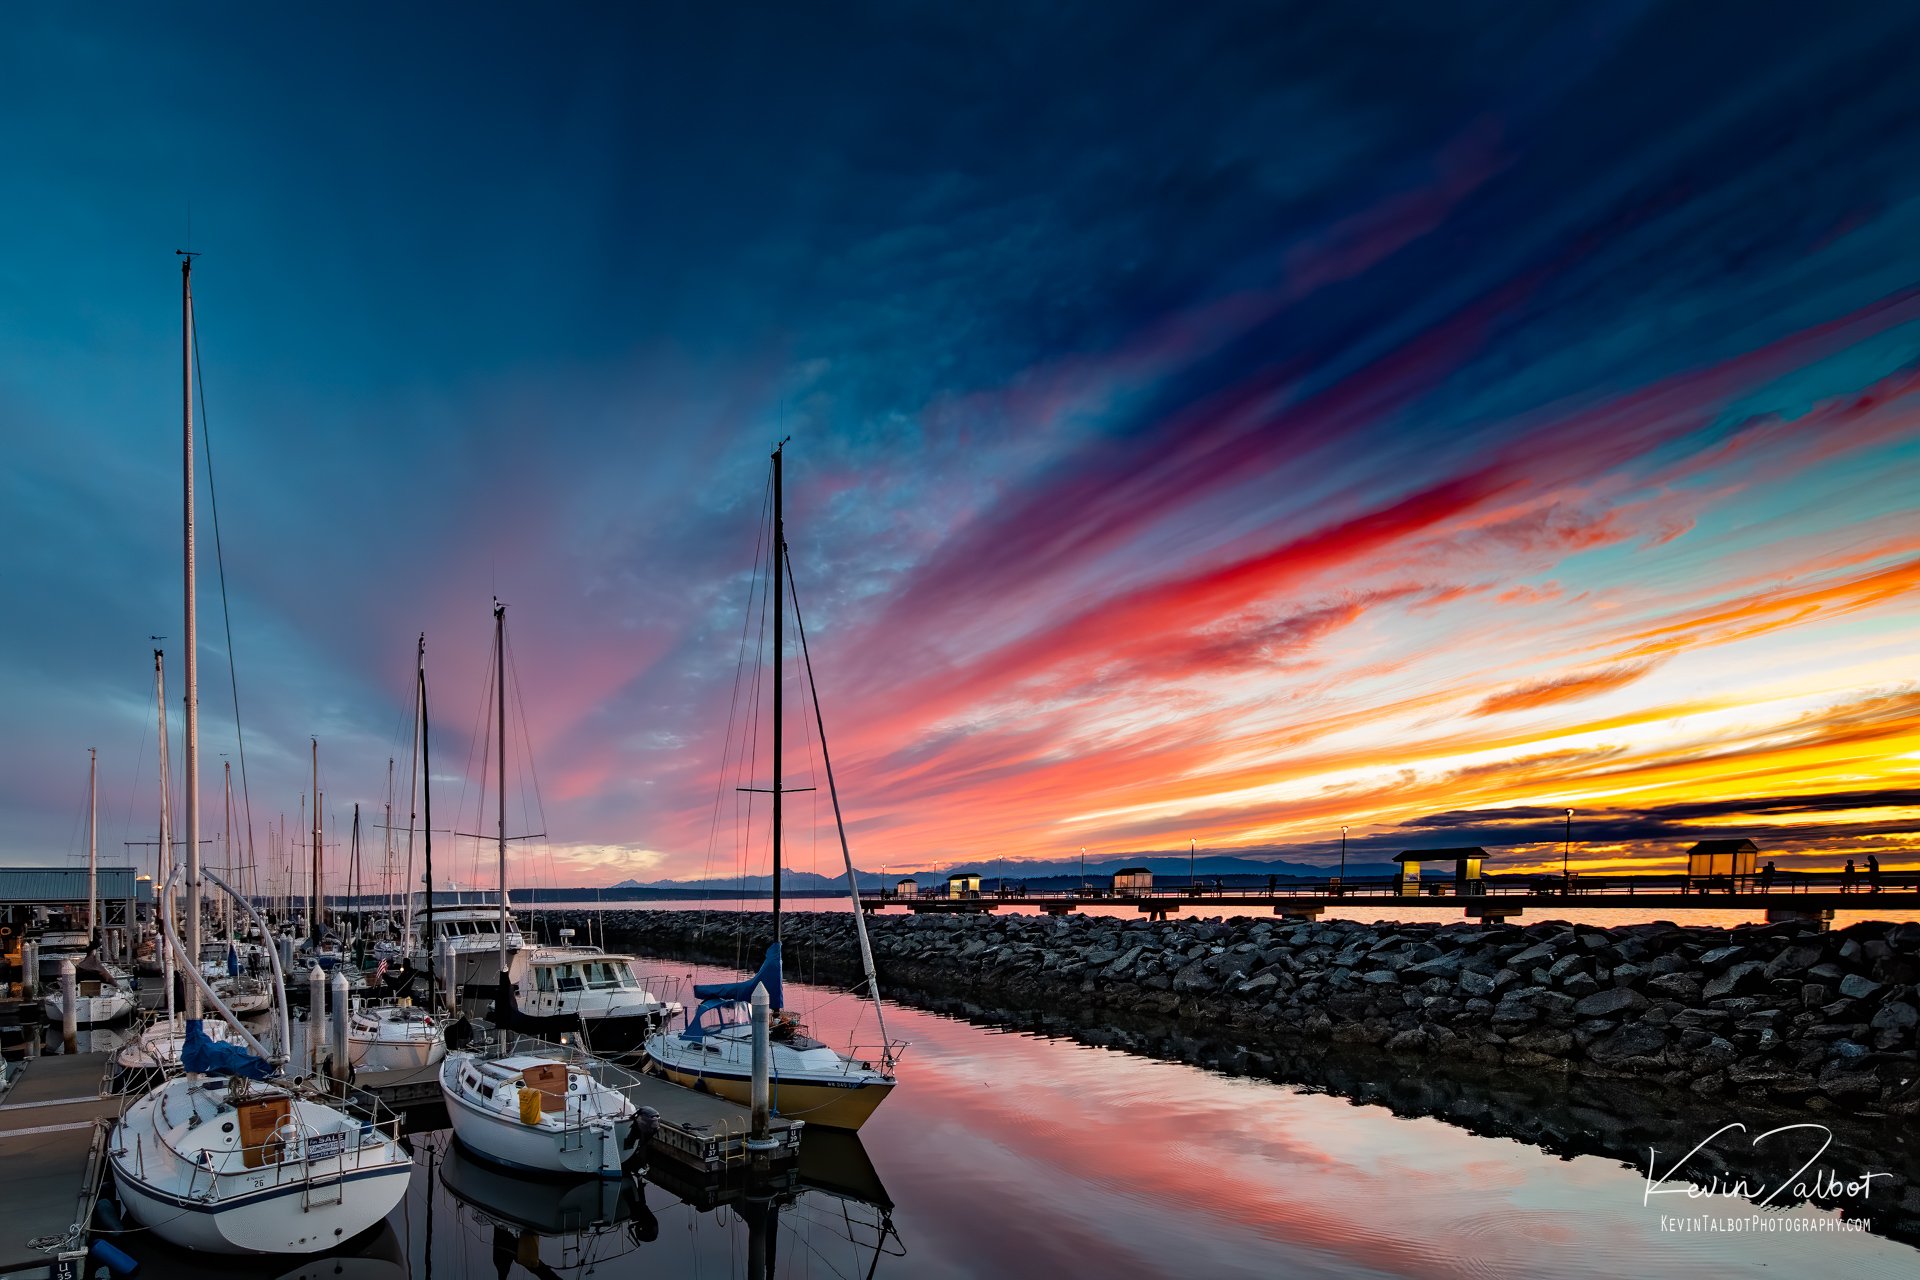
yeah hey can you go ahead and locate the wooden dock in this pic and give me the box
[0,1052,115,1278]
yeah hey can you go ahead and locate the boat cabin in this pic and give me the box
[947,872,982,899]
[1686,839,1758,884]
[1112,866,1152,892]
[527,953,646,995]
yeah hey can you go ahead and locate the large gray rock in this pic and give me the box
[1702,961,1767,1001]
[1458,969,1497,998]
[1588,1024,1669,1065]
[1646,973,1702,1003]
[1838,974,1885,1001]
[1574,987,1651,1019]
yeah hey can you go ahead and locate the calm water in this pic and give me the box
[60,965,1920,1280]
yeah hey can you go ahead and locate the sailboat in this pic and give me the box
[108,253,412,1254]
[643,443,898,1131]
[41,749,136,1027]
[439,602,641,1177]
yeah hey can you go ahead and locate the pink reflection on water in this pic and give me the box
[637,961,1919,1279]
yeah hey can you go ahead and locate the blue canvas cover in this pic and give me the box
[681,943,783,1041]
[180,1018,274,1079]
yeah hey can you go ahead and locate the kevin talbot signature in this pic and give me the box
[1644,1123,1889,1208]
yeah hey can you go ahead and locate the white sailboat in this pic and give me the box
[439,601,640,1176]
[644,443,899,1131]
[108,253,412,1254]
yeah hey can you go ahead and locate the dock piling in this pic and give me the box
[748,981,774,1149]
[329,967,351,1079]
[307,965,327,1074]
[58,960,77,1053]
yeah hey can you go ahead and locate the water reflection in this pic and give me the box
[65,972,1920,1278]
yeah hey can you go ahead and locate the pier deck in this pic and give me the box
[0,1052,115,1278]
[868,873,1920,927]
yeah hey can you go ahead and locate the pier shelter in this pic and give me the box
[1686,839,1758,885]
[1392,848,1488,896]
[947,872,982,899]
[1113,867,1153,892]
[895,877,919,898]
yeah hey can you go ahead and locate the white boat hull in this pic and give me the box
[109,1077,412,1255]
[42,988,136,1026]
[347,1033,445,1072]
[440,1053,638,1177]
[114,1157,412,1254]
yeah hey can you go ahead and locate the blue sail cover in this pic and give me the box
[692,942,783,1010]
[180,1018,274,1080]
[681,943,783,1040]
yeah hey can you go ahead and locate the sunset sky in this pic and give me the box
[2,7,1917,888]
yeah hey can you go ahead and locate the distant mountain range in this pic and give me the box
[600,854,1396,894]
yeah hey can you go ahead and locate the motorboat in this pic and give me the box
[499,943,681,1052]
[440,1039,643,1178]
[42,977,136,1026]
[408,892,529,996]
[345,1002,445,1072]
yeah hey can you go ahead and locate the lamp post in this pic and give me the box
[1340,825,1348,885]
[1189,837,1196,892]
[1563,809,1573,879]
[1080,847,1087,894]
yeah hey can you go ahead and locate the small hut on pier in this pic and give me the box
[1112,867,1153,893]
[1686,839,1757,884]
[894,877,920,898]
[947,872,982,899]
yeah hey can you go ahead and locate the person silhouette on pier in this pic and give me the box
[1760,861,1776,893]
[1843,859,1857,893]
[1868,854,1881,894]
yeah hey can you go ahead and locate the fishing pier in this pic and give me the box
[868,870,1920,930]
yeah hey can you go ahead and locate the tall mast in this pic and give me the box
[494,599,508,981]
[222,759,233,937]
[86,748,98,945]
[310,739,320,939]
[419,634,435,1011]
[180,251,202,1025]
[156,649,174,1027]
[384,758,395,931]
[771,443,784,948]
[298,793,308,937]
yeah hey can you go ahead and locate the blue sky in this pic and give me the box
[3,5,1918,887]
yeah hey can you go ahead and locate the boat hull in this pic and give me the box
[113,1159,411,1254]
[440,1058,638,1178]
[654,1061,894,1131]
[42,989,136,1026]
[348,1034,445,1072]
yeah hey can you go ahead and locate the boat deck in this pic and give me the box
[0,1051,116,1277]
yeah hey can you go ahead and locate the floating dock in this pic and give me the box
[0,1052,115,1278]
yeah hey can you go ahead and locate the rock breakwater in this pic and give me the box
[570,908,1920,1114]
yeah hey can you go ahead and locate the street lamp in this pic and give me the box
[1563,809,1573,879]
[1340,825,1349,884]
[1080,847,1087,894]
[1189,837,1197,892]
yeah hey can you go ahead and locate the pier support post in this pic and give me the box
[58,959,77,1053]
[308,965,327,1075]
[1273,905,1324,921]
[747,981,776,1151]
[329,967,351,1081]
[1765,906,1835,931]
[1463,905,1522,924]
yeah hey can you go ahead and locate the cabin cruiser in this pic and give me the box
[408,892,529,996]
[346,1001,445,1071]
[440,1039,642,1177]
[502,942,681,1052]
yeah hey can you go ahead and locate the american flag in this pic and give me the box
[374,958,388,982]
